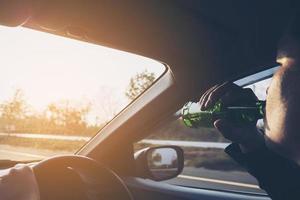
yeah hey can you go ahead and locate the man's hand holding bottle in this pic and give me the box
[198,82,265,153]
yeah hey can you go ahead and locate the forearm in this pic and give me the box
[226,143,300,200]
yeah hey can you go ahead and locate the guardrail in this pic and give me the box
[0,133,229,149]
[140,139,229,149]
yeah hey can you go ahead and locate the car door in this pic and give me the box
[125,67,279,200]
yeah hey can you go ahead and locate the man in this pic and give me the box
[0,164,39,200]
[199,12,300,200]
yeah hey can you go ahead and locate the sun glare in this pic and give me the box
[0,25,166,160]
[0,25,165,124]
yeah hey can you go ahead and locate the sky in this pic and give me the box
[0,25,165,123]
[246,78,271,100]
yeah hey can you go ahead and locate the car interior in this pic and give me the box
[0,0,295,200]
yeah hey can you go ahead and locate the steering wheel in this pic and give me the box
[32,155,133,200]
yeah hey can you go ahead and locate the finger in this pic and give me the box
[7,168,18,176]
[243,88,259,101]
[204,82,232,109]
[221,88,258,106]
[205,82,240,109]
[199,85,218,110]
[199,85,217,106]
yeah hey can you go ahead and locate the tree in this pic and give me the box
[94,86,123,123]
[46,101,91,134]
[0,89,28,131]
[125,70,156,100]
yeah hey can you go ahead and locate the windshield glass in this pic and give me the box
[0,26,165,161]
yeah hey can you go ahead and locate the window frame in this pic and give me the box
[234,66,279,87]
[132,66,280,195]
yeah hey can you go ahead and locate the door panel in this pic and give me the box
[125,178,270,200]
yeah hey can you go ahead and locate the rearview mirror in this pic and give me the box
[135,146,184,181]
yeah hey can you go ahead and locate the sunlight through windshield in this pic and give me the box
[0,26,165,161]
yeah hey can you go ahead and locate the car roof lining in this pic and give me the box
[21,1,290,68]
[23,1,292,87]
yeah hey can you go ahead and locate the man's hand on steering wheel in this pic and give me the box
[0,164,40,200]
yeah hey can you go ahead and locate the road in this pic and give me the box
[0,133,265,194]
[0,144,266,195]
[0,145,69,160]
[167,167,264,194]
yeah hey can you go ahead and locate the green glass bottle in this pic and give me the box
[181,100,265,128]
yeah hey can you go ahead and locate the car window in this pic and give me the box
[0,26,165,161]
[134,71,273,194]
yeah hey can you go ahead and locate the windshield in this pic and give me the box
[0,26,165,161]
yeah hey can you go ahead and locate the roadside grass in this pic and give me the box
[183,147,245,172]
[184,151,244,171]
[0,136,85,152]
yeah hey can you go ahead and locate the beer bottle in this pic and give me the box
[181,100,265,128]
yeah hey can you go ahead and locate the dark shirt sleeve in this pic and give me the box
[225,143,300,200]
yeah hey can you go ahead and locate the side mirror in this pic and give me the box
[135,146,184,181]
